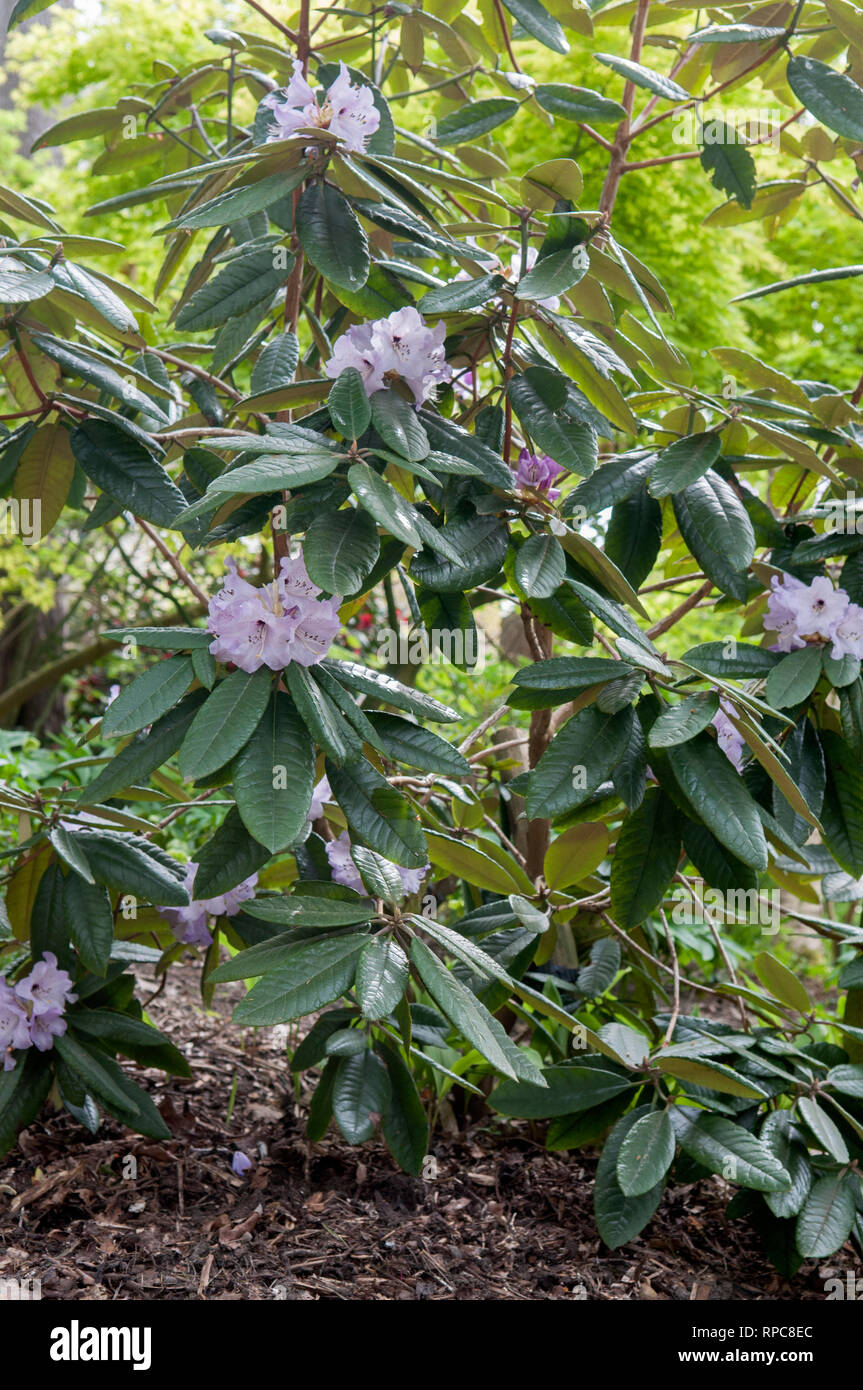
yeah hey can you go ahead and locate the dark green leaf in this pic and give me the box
[232,935,366,1025]
[178,667,272,782]
[787,55,863,142]
[326,757,428,867]
[616,1109,676,1196]
[649,432,722,497]
[194,806,272,899]
[234,692,314,853]
[296,182,369,292]
[594,1108,665,1248]
[700,123,757,208]
[70,420,186,529]
[526,705,634,818]
[175,247,289,331]
[668,733,768,870]
[435,98,519,145]
[63,874,113,976]
[610,789,680,928]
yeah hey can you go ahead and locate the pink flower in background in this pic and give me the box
[207,554,341,673]
[309,776,333,821]
[509,246,560,312]
[29,1010,67,1052]
[324,831,364,893]
[513,450,565,499]
[1,955,78,1070]
[765,572,863,661]
[325,307,451,406]
[765,573,808,653]
[831,604,863,660]
[324,830,429,898]
[156,862,258,949]
[712,701,746,772]
[263,60,380,154]
[0,981,32,1070]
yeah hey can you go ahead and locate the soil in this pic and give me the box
[0,961,859,1302]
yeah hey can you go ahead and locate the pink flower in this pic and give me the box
[324,322,388,397]
[14,952,77,1017]
[830,603,863,660]
[765,573,809,653]
[29,1009,67,1052]
[325,62,381,152]
[0,981,31,1070]
[764,572,863,661]
[324,830,428,898]
[325,307,451,407]
[207,554,341,673]
[309,776,332,821]
[513,450,565,499]
[712,701,746,772]
[790,575,848,641]
[156,862,259,948]
[263,60,380,154]
[510,246,560,312]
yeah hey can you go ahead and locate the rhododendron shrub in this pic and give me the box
[3,0,863,1273]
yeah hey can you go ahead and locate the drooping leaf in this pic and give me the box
[234,692,314,853]
[609,789,680,928]
[616,1109,676,1197]
[178,668,272,783]
[594,1108,666,1248]
[296,182,369,292]
[326,757,428,868]
[787,55,863,142]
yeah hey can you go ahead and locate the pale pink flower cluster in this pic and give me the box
[712,700,746,772]
[207,553,341,673]
[156,862,258,949]
[0,954,77,1071]
[324,306,451,406]
[263,59,380,154]
[324,830,428,898]
[765,573,863,661]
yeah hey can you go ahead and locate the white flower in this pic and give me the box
[263,60,379,154]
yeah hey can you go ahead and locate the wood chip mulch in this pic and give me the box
[0,962,859,1301]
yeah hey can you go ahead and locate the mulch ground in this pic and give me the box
[0,962,859,1301]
